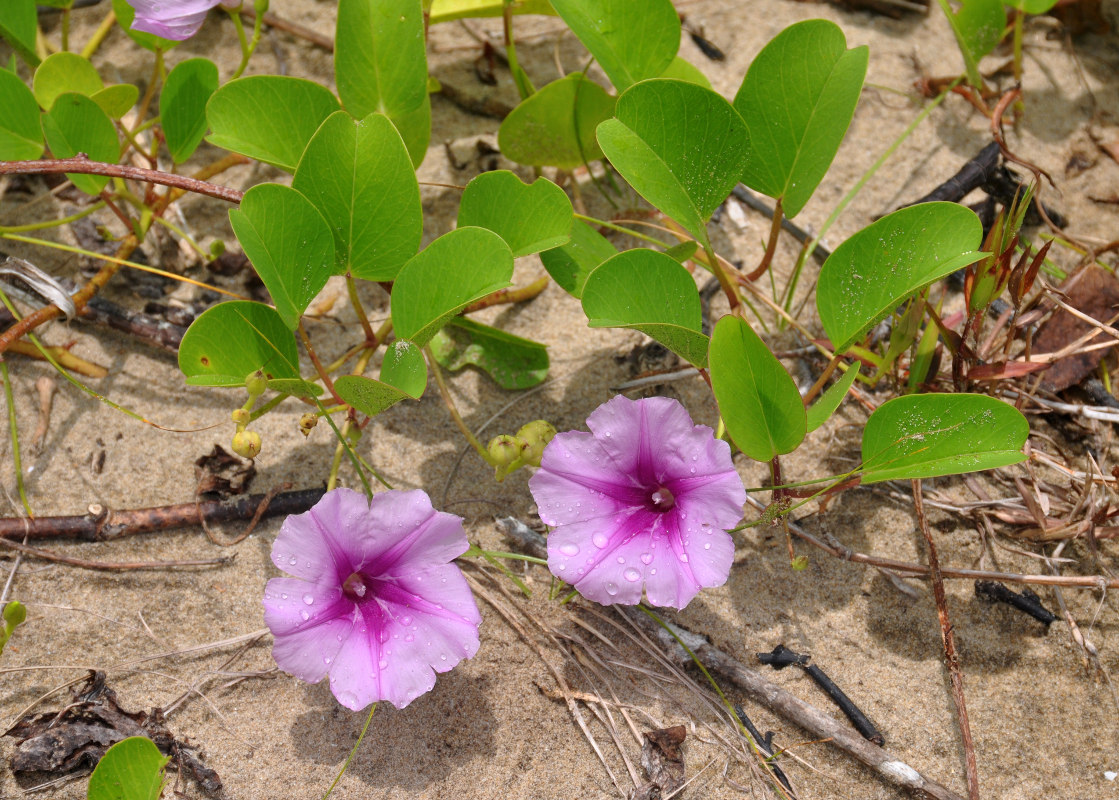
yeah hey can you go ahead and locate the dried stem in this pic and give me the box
[0,158,245,204]
[913,479,979,800]
[0,537,232,571]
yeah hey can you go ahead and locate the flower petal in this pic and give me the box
[584,395,698,484]
[264,578,354,684]
[348,490,471,579]
[271,488,370,583]
[126,0,219,40]
[327,566,481,709]
[547,507,656,605]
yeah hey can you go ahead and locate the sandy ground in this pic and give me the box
[2,1,1119,798]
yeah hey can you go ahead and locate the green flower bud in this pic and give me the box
[231,408,251,427]
[3,600,26,628]
[515,420,556,467]
[208,239,226,258]
[231,429,262,459]
[344,426,362,445]
[253,0,269,14]
[245,369,268,397]
[487,434,523,482]
[299,413,318,437]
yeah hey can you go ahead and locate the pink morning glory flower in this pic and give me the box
[263,488,482,710]
[530,395,746,610]
[125,0,239,41]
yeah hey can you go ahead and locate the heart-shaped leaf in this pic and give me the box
[88,737,168,800]
[817,202,984,353]
[179,301,300,387]
[393,90,431,168]
[228,183,335,330]
[40,94,119,195]
[861,393,1028,483]
[391,227,514,346]
[498,73,615,168]
[709,315,805,462]
[0,0,40,66]
[33,52,102,110]
[293,111,421,280]
[161,58,219,163]
[539,218,617,298]
[806,364,859,433]
[206,76,341,172]
[0,69,43,159]
[336,0,427,121]
[457,170,573,258]
[90,84,139,119]
[430,318,549,389]
[335,340,428,416]
[597,79,749,245]
[581,249,708,367]
[733,20,867,218]
[550,0,680,91]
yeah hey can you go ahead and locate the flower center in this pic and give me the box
[342,572,368,600]
[648,486,675,512]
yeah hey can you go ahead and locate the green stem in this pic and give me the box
[426,346,492,464]
[60,8,70,51]
[321,703,376,800]
[573,213,674,248]
[0,202,104,234]
[462,546,548,567]
[346,273,377,344]
[229,7,263,80]
[81,8,117,59]
[1,362,32,518]
[153,215,208,259]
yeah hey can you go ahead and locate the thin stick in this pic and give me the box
[0,158,245,204]
[0,488,326,541]
[0,537,232,571]
[913,480,979,799]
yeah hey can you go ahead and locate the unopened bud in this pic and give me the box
[3,600,26,628]
[231,429,262,459]
[344,426,362,444]
[245,369,268,397]
[487,434,521,467]
[516,420,556,467]
[231,408,251,427]
[299,413,318,437]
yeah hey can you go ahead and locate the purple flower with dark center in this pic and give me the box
[263,488,481,710]
[125,0,238,40]
[530,395,746,609]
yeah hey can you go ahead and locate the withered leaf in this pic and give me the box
[1032,265,1119,391]
[631,725,687,800]
[195,444,256,499]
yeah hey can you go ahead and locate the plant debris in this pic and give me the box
[195,444,257,499]
[631,725,687,800]
[5,671,222,797]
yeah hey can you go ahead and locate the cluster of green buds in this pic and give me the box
[485,420,557,482]
[230,370,266,459]
[0,600,26,657]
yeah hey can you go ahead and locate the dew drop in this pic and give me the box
[623,567,641,582]
[640,552,653,564]
[400,615,413,626]
[605,582,619,596]
[289,556,298,566]
[440,653,448,661]
[405,633,414,642]
[300,610,310,621]
[378,658,388,670]
[592,532,609,548]
[616,556,625,564]
[559,543,579,557]
[302,593,314,605]
[704,542,711,550]
[678,553,689,562]
[323,657,332,665]
[280,593,288,600]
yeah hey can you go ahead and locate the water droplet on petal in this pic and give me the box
[378,659,388,670]
[302,594,314,605]
[592,533,609,548]
[623,567,641,582]
[640,552,653,564]
[300,610,310,620]
[678,553,689,563]
[605,582,619,596]
[400,616,412,626]
[559,543,579,556]
[704,542,711,550]
[405,633,414,642]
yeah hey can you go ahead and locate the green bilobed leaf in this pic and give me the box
[709,315,805,461]
[0,0,40,66]
[112,0,181,52]
[597,79,749,244]
[457,171,573,258]
[206,76,341,171]
[335,0,426,120]
[179,301,300,386]
[393,91,431,168]
[430,318,549,389]
[550,0,680,91]
[817,202,984,353]
[581,249,709,368]
[162,58,219,163]
[658,56,712,89]
[40,94,119,195]
[498,73,615,168]
[733,20,867,218]
[228,184,335,330]
[379,339,427,398]
[391,227,514,347]
[806,364,859,433]
[0,69,44,159]
[428,0,555,23]
[539,219,616,298]
[90,84,139,119]
[861,394,1028,484]
[334,340,428,416]
[293,111,421,280]
[33,52,102,110]
[937,0,1006,88]
[88,737,169,800]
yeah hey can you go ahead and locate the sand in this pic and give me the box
[2,1,1119,798]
